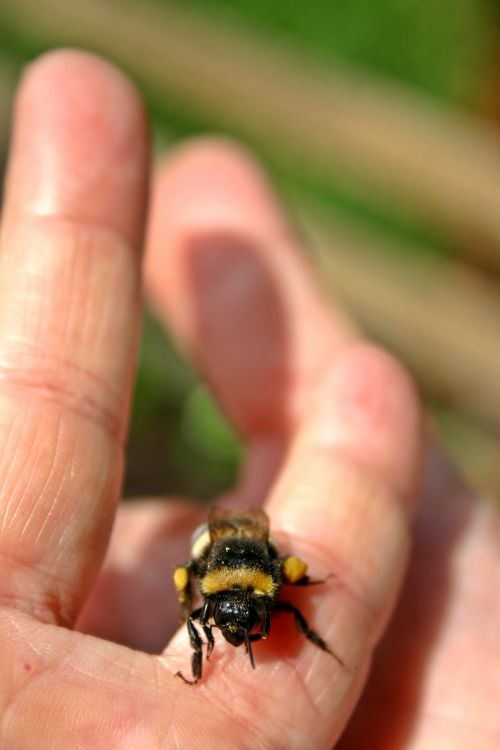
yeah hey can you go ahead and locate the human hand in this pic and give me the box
[0,50,498,749]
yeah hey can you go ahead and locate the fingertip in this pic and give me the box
[156,135,263,179]
[21,48,142,102]
[145,135,289,331]
[145,137,290,277]
[17,48,147,156]
[7,49,148,242]
[154,135,280,215]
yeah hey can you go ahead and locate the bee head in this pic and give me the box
[213,593,259,647]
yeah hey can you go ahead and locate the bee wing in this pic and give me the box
[208,506,270,542]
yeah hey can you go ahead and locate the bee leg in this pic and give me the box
[289,572,336,587]
[246,610,270,672]
[175,607,204,684]
[198,600,215,660]
[274,601,344,667]
[203,625,215,659]
[173,563,196,622]
[248,610,271,642]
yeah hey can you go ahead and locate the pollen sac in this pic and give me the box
[282,555,308,583]
[173,566,190,600]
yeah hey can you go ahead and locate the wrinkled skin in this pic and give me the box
[0,50,498,750]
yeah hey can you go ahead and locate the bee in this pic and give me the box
[172,506,343,683]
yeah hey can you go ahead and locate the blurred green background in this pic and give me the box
[1,0,500,500]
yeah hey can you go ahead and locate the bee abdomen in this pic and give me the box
[200,567,278,597]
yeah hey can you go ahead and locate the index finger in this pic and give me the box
[0,50,148,624]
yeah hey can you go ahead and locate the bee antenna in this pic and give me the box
[246,633,255,670]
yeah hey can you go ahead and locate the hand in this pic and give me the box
[0,50,498,750]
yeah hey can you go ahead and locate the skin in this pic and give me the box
[0,50,498,750]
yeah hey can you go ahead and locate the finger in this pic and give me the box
[266,345,421,748]
[163,344,422,749]
[144,139,355,447]
[337,453,500,750]
[146,140,423,745]
[0,51,148,625]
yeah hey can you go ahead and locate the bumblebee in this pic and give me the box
[173,506,343,683]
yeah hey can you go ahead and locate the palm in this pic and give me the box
[0,51,498,749]
[76,456,500,749]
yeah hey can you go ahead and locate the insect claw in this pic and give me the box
[175,670,198,686]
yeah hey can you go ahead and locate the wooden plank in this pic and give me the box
[2,0,500,266]
[298,201,500,427]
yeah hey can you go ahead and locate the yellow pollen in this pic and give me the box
[173,566,189,592]
[282,556,308,583]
